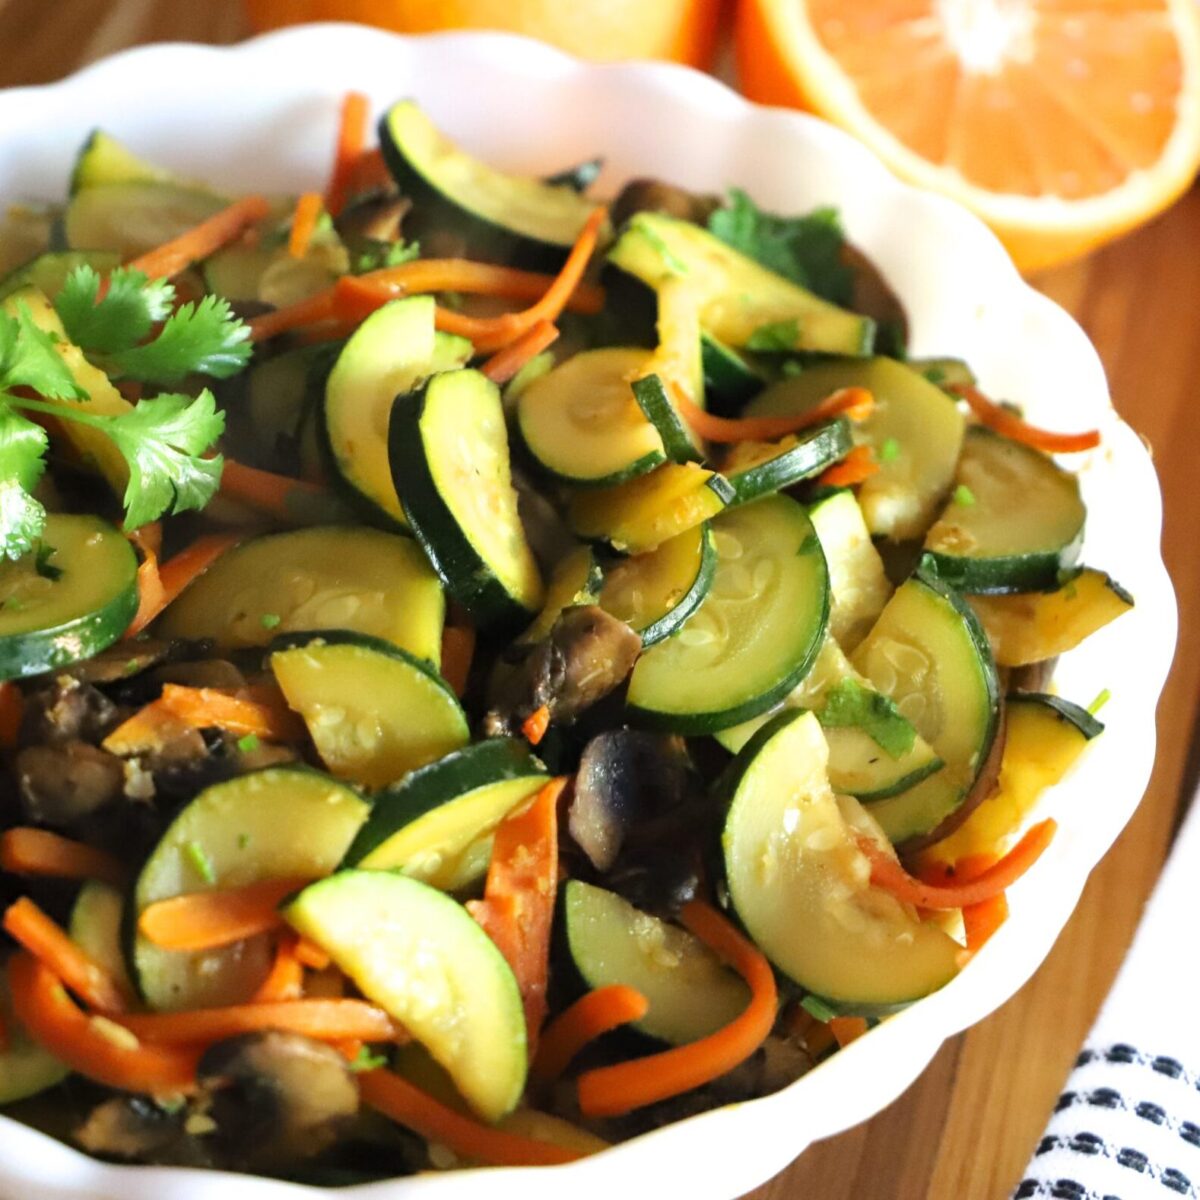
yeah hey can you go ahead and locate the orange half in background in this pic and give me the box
[737,0,1200,272]
[245,0,721,69]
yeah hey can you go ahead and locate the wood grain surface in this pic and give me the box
[0,2,1196,1196]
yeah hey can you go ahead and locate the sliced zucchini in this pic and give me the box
[642,274,706,415]
[851,570,1001,843]
[924,427,1086,593]
[631,374,704,465]
[65,182,226,257]
[343,738,548,889]
[0,249,119,302]
[271,631,469,790]
[702,332,764,412]
[563,881,750,1046]
[391,368,544,628]
[69,130,182,194]
[0,974,68,1104]
[204,229,347,309]
[324,296,439,528]
[379,100,602,271]
[0,514,137,681]
[519,545,604,645]
[156,525,444,666]
[715,636,943,801]
[133,766,369,1011]
[721,709,960,1004]
[969,568,1134,667]
[807,489,893,651]
[598,522,715,647]
[283,870,526,1122]
[927,692,1102,865]
[607,211,873,357]
[626,494,828,733]
[568,462,735,555]
[432,331,473,373]
[722,418,852,506]
[70,881,134,1001]
[516,348,666,487]
[746,358,965,540]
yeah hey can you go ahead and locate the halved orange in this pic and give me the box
[736,0,1200,272]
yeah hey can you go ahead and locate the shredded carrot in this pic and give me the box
[532,985,649,1083]
[125,194,272,280]
[676,384,874,444]
[295,938,331,971]
[157,684,304,742]
[359,1069,585,1167]
[0,682,23,750]
[949,384,1101,453]
[0,828,126,888]
[125,530,165,639]
[8,953,199,1094]
[575,899,778,1118]
[288,192,324,260]
[138,878,311,952]
[440,625,475,698]
[828,1016,869,1048]
[115,998,400,1046]
[147,533,240,625]
[482,321,558,385]
[346,146,390,197]
[521,705,551,747]
[962,893,1009,953]
[252,936,305,1002]
[128,520,162,556]
[325,91,370,218]
[334,1037,364,1064]
[467,779,564,1055]
[247,290,338,342]
[219,458,332,521]
[3,898,130,1014]
[856,819,1057,910]
[817,444,880,488]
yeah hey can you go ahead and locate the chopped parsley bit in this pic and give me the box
[636,225,689,276]
[3,597,24,612]
[260,613,282,630]
[953,484,977,507]
[348,1045,390,1073]
[34,543,61,580]
[1087,688,1112,716]
[780,359,805,378]
[185,840,216,884]
[800,994,839,1024]
[237,733,260,754]
[746,318,800,353]
[923,366,947,384]
[237,833,251,850]
[125,659,141,674]
[879,437,901,463]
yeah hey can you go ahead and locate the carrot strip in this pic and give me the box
[575,899,778,1118]
[0,1007,10,1054]
[8,953,199,1094]
[856,819,1057,910]
[962,892,1009,953]
[467,779,564,1055]
[3,898,130,1014]
[247,290,338,342]
[150,533,240,620]
[829,1016,869,1048]
[521,705,551,747]
[138,878,311,952]
[115,999,399,1045]
[325,91,370,217]
[949,384,1101,453]
[440,625,475,698]
[817,444,880,488]
[532,985,649,1082]
[219,458,332,520]
[0,682,24,750]
[288,192,324,260]
[346,146,390,197]
[125,194,273,280]
[482,321,559,384]
[252,936,305,1002]
[102,699,192,756]
[359,1069,584,1167]
[0,828,126,888]
[157,684,305,742]
[334,1037,364,1064]
[125,526,165,639]
[676,384,874,444]
[295,938,331,971]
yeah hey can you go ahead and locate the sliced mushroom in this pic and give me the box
[841,241,909,353]
[55,640,174,686]
[152,659,247,691]
[610,179,721,229]
[196,1031,359,1172]
[335,191,412,256]
[16,741,125,828]
[75,1096,208,1167]
[20,677,120,747]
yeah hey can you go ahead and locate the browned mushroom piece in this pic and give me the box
[54,639,175,686]
[19,677,120,747]
[841,241,909,351]
[15,742,126,828]
[75,1096,208,1167]
[610,178,722,229]
[335,191,413,259]
[195,1032,360,1173]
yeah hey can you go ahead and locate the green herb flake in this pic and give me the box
[34,542,62,580]
[348,1046,390,1073]
[1087,688,1112,716]
[923,366,947,385]
[817,678,916,759]
[184,840,216,885]
[237,733,260,754]
[780,359,805,378]
[636,224,689,276]
[800,994,839,1023]
[353,238,421,274]
[953,484,977,507]
[237,833,251,850]
[260,613,282,630]
[878,437,901,463]
[125,659,141,674]
[745,319,800,353]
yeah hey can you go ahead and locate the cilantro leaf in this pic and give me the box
[0,406,49,560]
[106,295,252,384]
[707,189,853,306]
[353,238,421,274]
[0,306,86,401]
[817,678,916,759]
[102,390,226,529]
[54,266,174,354]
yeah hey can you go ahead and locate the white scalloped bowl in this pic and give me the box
[0,25,1176,1200]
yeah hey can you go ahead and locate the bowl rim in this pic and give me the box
[0,23,1178,1200]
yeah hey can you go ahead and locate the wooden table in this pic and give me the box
[2,3,1197,1196]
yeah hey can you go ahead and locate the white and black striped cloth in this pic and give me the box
[1013,787,1200,1200]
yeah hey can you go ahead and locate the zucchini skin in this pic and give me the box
[633,523,717,648]
[1008,691,1105,740]
[725,418,853,507]
[922,541,1082,595]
